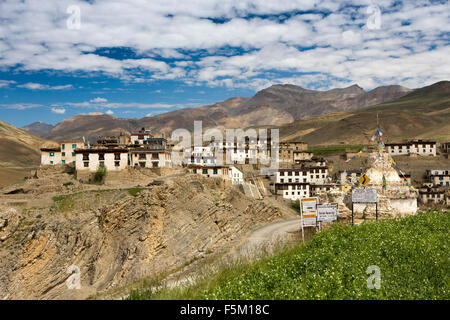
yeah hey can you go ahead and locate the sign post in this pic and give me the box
[351,188,378,225]
[300,197,318,243]
[317,203,338,223]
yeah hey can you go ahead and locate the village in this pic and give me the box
[39,126,450,220]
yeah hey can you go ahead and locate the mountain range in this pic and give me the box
[22,83,412,143]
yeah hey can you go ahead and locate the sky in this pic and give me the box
[0,0,449,127]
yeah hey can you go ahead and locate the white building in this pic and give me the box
[229,166,244,185]
[386,140,436,156]
[40,147,62,165]
[61,141,85,164]
[75,149,129,172]
[41,141,85,165]
[419,186,445,204]
[188,165,230,181]
[190,146,217,165]
[130,128,153,145]
[427,169,450,187]
[130,149,172,168]
[272,182,310,200]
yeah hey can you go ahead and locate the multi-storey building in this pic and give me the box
[75,148,129,172]
[418,186,445,204]
[41,141,85,165]
[61,141,85,164]
[426,169,450,187]
[386,140,436,156]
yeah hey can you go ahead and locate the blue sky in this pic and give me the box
[0,0,449,127]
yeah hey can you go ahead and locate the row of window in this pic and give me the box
[61,144,77,150]
[83,161,121,167]
[49,152,75,157]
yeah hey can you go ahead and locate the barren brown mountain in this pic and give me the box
[278,81,450,144]
[0,120,55,187]
[37,84,411,142]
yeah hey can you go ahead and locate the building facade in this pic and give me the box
[40,147,62,165]
[75,149,129,172]
[386,140,437,156]
[61,141,85,164]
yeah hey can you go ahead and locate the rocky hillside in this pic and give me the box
[0,170,284,299]
[34,83,411,142]
[278,81,450,144]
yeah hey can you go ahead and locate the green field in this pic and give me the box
[128,211,449,300]
[308,144,365,156]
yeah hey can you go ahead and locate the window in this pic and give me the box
[84,162,89,167]
[115,161,120,167]
[114,153,121,160]
[193,169,197,174]
[50,152,54,157]
[72,144,76,149]
[139,153,146,160]
[62,160,65,164]
[213,168,218,174]
[62,144,65,150]
[50,161,53,164]
[83,154,89,161]
[72,152,75,157]
[203,168,208,174]
[62,152,65,156]
[99,153,105,161]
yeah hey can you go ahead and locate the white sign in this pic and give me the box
[300,197,318,226]
[352,188,377,203]
[317,204,338,222]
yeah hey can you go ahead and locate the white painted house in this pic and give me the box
[75,149,129,172]
[40,147,62,165]
[229,166,244,185]
[130,149,172,168]
[61,141,85,164]
[386,140,436,156]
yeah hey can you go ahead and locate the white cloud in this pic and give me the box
[105,109,114,115]
[0,80,16,88]
[0,0,448,90]
[51,107,66,114]
[90,97,108,103]
[17,82,73,90]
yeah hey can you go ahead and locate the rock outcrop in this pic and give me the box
[0,174,282,299]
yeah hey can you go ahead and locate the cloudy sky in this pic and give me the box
[0,0,449,127]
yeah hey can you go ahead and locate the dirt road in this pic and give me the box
[232,216,300,257]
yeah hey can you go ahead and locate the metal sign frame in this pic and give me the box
[300,197,318,243]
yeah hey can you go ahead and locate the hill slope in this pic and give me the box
[129,211,449,300]
[0,120,54,186]
[279,81,450,144]
[21,121,54,136]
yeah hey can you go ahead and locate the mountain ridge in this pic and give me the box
[30,83,412,142]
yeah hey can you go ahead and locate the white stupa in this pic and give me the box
[355,149,418,218]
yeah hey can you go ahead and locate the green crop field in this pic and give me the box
[128,210,449,300]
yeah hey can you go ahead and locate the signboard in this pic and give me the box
[352,188,377,203]
[358,174,370,186]
[300,197,318,227]
[317,204,338,222]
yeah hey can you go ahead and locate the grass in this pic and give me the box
[126,187,143,197]
[308,144,365,156]
[51,194,75,212]
[128,210,449,300]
